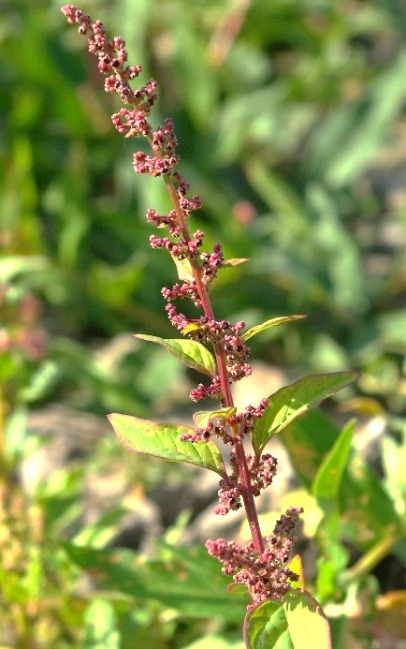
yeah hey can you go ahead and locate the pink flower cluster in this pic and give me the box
[206,506,303,607]
[212,449,277,515]
[62,7,304,611]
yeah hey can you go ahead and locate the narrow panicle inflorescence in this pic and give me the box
[206,506,303,607]
[62,4,302,608]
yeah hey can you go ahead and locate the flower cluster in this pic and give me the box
[206,507,303,607]
[62,6,303,612]
[212,449,277,515]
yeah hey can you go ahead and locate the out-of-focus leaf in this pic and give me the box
[351,309,406,361]
[281,410,341,488]
[282,412,402,549]
[253,372,359,454]
[308,52,406,186]
[0,255,48,281]
[173,20,217,130]
[108,413,225,475]
[307,184,366,314]
[135,333,216,377]
[79,599,120,649]
[21,360,59,402]
[182,636,245,649]
[242,315,306,342]
[382,430,406,517]
[311,421,354,601]
[243,590,331,649]
[340,453,403,547]
[245,159,309,236]
[312,420,355,503]
[64,543,246,622]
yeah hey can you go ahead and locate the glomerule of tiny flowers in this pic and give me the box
[206,506,303,608]
[61,5,304,610]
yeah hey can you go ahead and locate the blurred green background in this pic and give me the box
[1,0,405,647]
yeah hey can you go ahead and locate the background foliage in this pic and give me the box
[1,0,405,647]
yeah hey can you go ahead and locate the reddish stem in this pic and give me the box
[162,172,265,555]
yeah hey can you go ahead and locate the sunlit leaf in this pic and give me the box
[0,255,48,281]
[243,590,331,649]
[171,254,195,282]
[193,406,237,429]
[182,323,202,335]
[253,372,359,454]
[288,555,306,590]
[108,413,225,475]
[135,334,216,377]
[242,315,307,342]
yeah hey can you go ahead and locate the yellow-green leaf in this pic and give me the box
[253,372,360,454]
[242,315,307,342]
[108,413,225,475]
[193,407,237,429]
[171,255,195,282]
[244,590,331,649]
[135,334,216,377]
[288,555,306,590]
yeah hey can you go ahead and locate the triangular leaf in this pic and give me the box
[193,406,237,429]
[253,372,360,454]
[244,590,331,649]
[135,334,216,377]
[312,420,355,503]
[242,315,307,342]
[108,413,225,475]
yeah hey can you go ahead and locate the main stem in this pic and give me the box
[162,172,265,555]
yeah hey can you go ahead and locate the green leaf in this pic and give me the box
[108,413,225,475]
[244,590,331,649]
[135,334,216,377]
[312,420,355,503]
[80,599,120,649]
[193,406,237,429]
[282,411,402,550]
[242,315,307,342]
[64,543,246,622]
[253,372,359,454]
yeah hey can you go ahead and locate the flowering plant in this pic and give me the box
[61,6,359,646]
